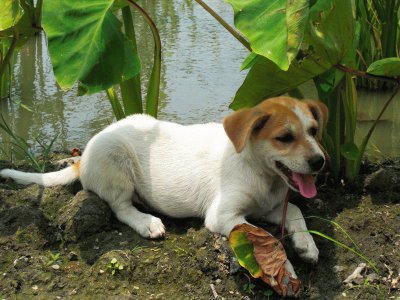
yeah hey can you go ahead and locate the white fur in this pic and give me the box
[0,108,321,269]
[0,166,78,186]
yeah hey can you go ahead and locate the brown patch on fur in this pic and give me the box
[73,161,80,176]
[302,100,329,140]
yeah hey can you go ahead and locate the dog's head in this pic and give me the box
[223,96,328,198]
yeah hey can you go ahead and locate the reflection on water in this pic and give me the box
[0,0,399,160]
[0,0,248,153]
[356,90,400,161]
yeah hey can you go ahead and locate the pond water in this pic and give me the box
[0,0,399,161]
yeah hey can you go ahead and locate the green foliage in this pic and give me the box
[229,230,263,278]
[42,0,141,96]
[304,216,378,273]
[242,282,256,295]
[0,115,58,172]
[0,0,24,31]
[41,0,161,119]
[230,54,330,110]
[198,0,400,180]
[45,251,62,266]
[0,0,39,100]
[226,0,309,71]
[356,0,400,89]
[367,58,400,77]
[229,0,356,110]
[107,258,124,276]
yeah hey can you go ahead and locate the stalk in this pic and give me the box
[353,84,400,176]
[106,87,125,120]
[126,0,161,118]
[0,34,18,81]
[194,0,251,51]
[35,0,44,28]
[120,6,143,115]
[0,34,18,100]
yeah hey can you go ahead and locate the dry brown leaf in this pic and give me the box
[230,224,301,297]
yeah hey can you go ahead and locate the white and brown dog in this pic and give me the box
[0,96,327,274]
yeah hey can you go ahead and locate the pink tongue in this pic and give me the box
[292,172,317,198]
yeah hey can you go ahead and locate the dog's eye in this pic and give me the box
[275,133,294,143]
[308,127,318,136]
[309,127,318,137]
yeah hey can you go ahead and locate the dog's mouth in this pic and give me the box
[275,161,317,198]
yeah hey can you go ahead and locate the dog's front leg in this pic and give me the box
[204,197,248,237]
[265,203,319,264]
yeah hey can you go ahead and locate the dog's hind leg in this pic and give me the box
[81,157,165,238]
[105,188,165,239]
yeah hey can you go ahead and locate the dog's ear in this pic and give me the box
[223,108,270,153]
[304,100,328,140]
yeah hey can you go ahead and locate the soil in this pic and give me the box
[0,155,399,300]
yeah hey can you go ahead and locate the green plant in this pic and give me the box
[242,281,256,295]
[262,289,274,299]
[41,0,161,120]
[196,0,400,181]
[107,258,124,276]
[356,0,400,89]
[0,0,41,100]
[302,216,378,273]
[0,114,58,172]
[45,251,62,266]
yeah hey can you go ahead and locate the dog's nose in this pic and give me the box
[308,155,325,172]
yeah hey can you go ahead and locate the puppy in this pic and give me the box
[0,96,327,272]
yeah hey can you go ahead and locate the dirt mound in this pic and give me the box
[0,158,399,299]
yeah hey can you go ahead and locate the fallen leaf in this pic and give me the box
[229,223,301,297]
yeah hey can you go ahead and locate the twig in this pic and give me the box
[335,64,399,84]
[344,263,367,284]
[194,0,251,51]
[210,283,218,299]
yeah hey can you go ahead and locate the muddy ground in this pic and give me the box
[0,155,399,300]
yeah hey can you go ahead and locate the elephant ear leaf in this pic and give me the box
[42,0,141,95]
[367,58,400,77]
[226,0,309,71]
[0,0,24,31]
[229,224,301,297]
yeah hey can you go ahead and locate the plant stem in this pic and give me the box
[353,84,400,175]
[106,87,125,120]
[194,0,251,52]
[120,6,143,115]
[35,0,44,28]
[0,33,18,81]
[126,0,161,118]
[335,63,399,84]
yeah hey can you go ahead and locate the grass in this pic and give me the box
[301,216,379,273]
[0,114,58,172]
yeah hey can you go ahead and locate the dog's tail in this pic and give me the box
[0,161,80,187]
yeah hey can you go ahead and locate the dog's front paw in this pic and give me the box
[137,216,165,239]
[292,232,319,264]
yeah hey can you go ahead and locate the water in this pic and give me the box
[0,0,399,161]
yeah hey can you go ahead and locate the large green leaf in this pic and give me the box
[367,58,400,77]
[0,0,24,31]
[229,230,263,278]
[230,0,356,110]
[340,142,359,161]
[226,0,309,71]
[306,0,355,65]
[230,53,330,110]
[42,0,141,95]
